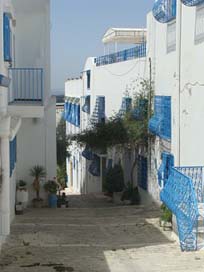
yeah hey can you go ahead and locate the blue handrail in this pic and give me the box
[181,0,204,6]
[153,0,177,23]
[95,44,146,67]
[9,68,43,103]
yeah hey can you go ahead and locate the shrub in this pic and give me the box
[161,204,172,223]
[105,164,125,193]
[44,180,59,194]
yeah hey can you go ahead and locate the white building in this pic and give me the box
[0,0,56,249]
[65,28,147,194]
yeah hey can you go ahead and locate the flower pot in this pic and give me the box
[32,199,44,208]
[160,219,172,231]
[16,203,23,215]
[16,189,28,208]
[48,194,57,208]
[113,192,123,205]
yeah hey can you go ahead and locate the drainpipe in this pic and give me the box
[174,0,182,167]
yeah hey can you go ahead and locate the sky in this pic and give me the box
[51,0,155,95]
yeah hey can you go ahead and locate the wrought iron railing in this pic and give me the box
[160,166,204,251]
[181,0,204,6]
[153,0,177,23]
[9,68,43,103]
[95,43,146,67]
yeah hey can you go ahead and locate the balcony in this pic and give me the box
[181,0,204,6]
[8,68,44,118]
[95,43,146,67]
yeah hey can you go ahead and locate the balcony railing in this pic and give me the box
[95,43,146,67]
[160,166,204,251]
[8,68,43,104]
[152,0,177,23]
[181,0,204,6]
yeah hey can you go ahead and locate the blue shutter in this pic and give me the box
[87,70,91,89]
[4,13,12,62]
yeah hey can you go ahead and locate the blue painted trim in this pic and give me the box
[153,0,177,23]
[181,0,204,6]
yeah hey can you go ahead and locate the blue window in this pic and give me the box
[87,70,91,89]
[3,13,12,62]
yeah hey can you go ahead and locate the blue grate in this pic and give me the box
[64,100,80,127]
[10,137,17,177]
[89,154,101,177]
[148,96,171,140]
[82,147,93,160]
[82,95,90,114]
[91,96,105,124]
[95,44,146,67]
[160,166,204,251]
[153,0,177,23]
[158,152,174,188]
[181,0,204,6]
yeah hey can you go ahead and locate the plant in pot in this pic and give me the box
[30,165,46,208]
[44,180,59,208]
[16,180,29,209]
[160,204,172,230]
[104,164,125,204]
[121,182,141,205]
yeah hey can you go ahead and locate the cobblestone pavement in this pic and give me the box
[0,194,204,272]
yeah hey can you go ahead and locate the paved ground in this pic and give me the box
[0,194,204,272]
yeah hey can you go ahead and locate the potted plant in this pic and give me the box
[16,180,29,208]
[15,202,23,215]
[104,164,125,204]
[160,204,172,230]
[44,180,59,208]
[121,182,140,205]
[30,165,46,208]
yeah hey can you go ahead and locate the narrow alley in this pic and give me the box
[0,195,204,272]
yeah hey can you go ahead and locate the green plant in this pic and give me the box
[57,164,67,189]
[44,180,59,194]
[104,164,125,194]
[18,180,27,187]
[30,165,46,200]
[161,204,172,223]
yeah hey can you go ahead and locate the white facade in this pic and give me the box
[65,35,147,194]
[0,0,56,250]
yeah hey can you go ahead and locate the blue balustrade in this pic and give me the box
[160,166,204,251]
[153,0,177,23]
[9,68,43,103]
[64,99,80,127]
[91,96,105,124]
[148,96,171,140]
[95,43,146,67]
[181,0,204,6]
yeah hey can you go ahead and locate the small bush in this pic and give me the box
[105,164,125,193]
[44,180,59,194]
[161,204,172,223]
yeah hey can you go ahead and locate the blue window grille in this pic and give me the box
[132,99,148,120]
[181,0,204,6]
[152,0,177,23]
[89,154,101,177]
[82,146,93,160]
[160,166,204,251]
[10,137,17,177]
[158,152,174,188]
[148,96,171,140]
[64,99,80,127]
[95,43,146,67]
[118,97,132,117]
[4,13,12,62]
[137,156,148,190]
[91,96,105,124]
[9,68,43,103]
[82,95,90,114]
[87,70,91,89]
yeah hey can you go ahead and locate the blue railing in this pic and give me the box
[9,68,43,103]
[153,0,177,23]
[118,97,132,118]
[148,96,171,140]
[161,166,204,251]
[91,96,105,124]
[95,44,146,67]
[181,0,204,6]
